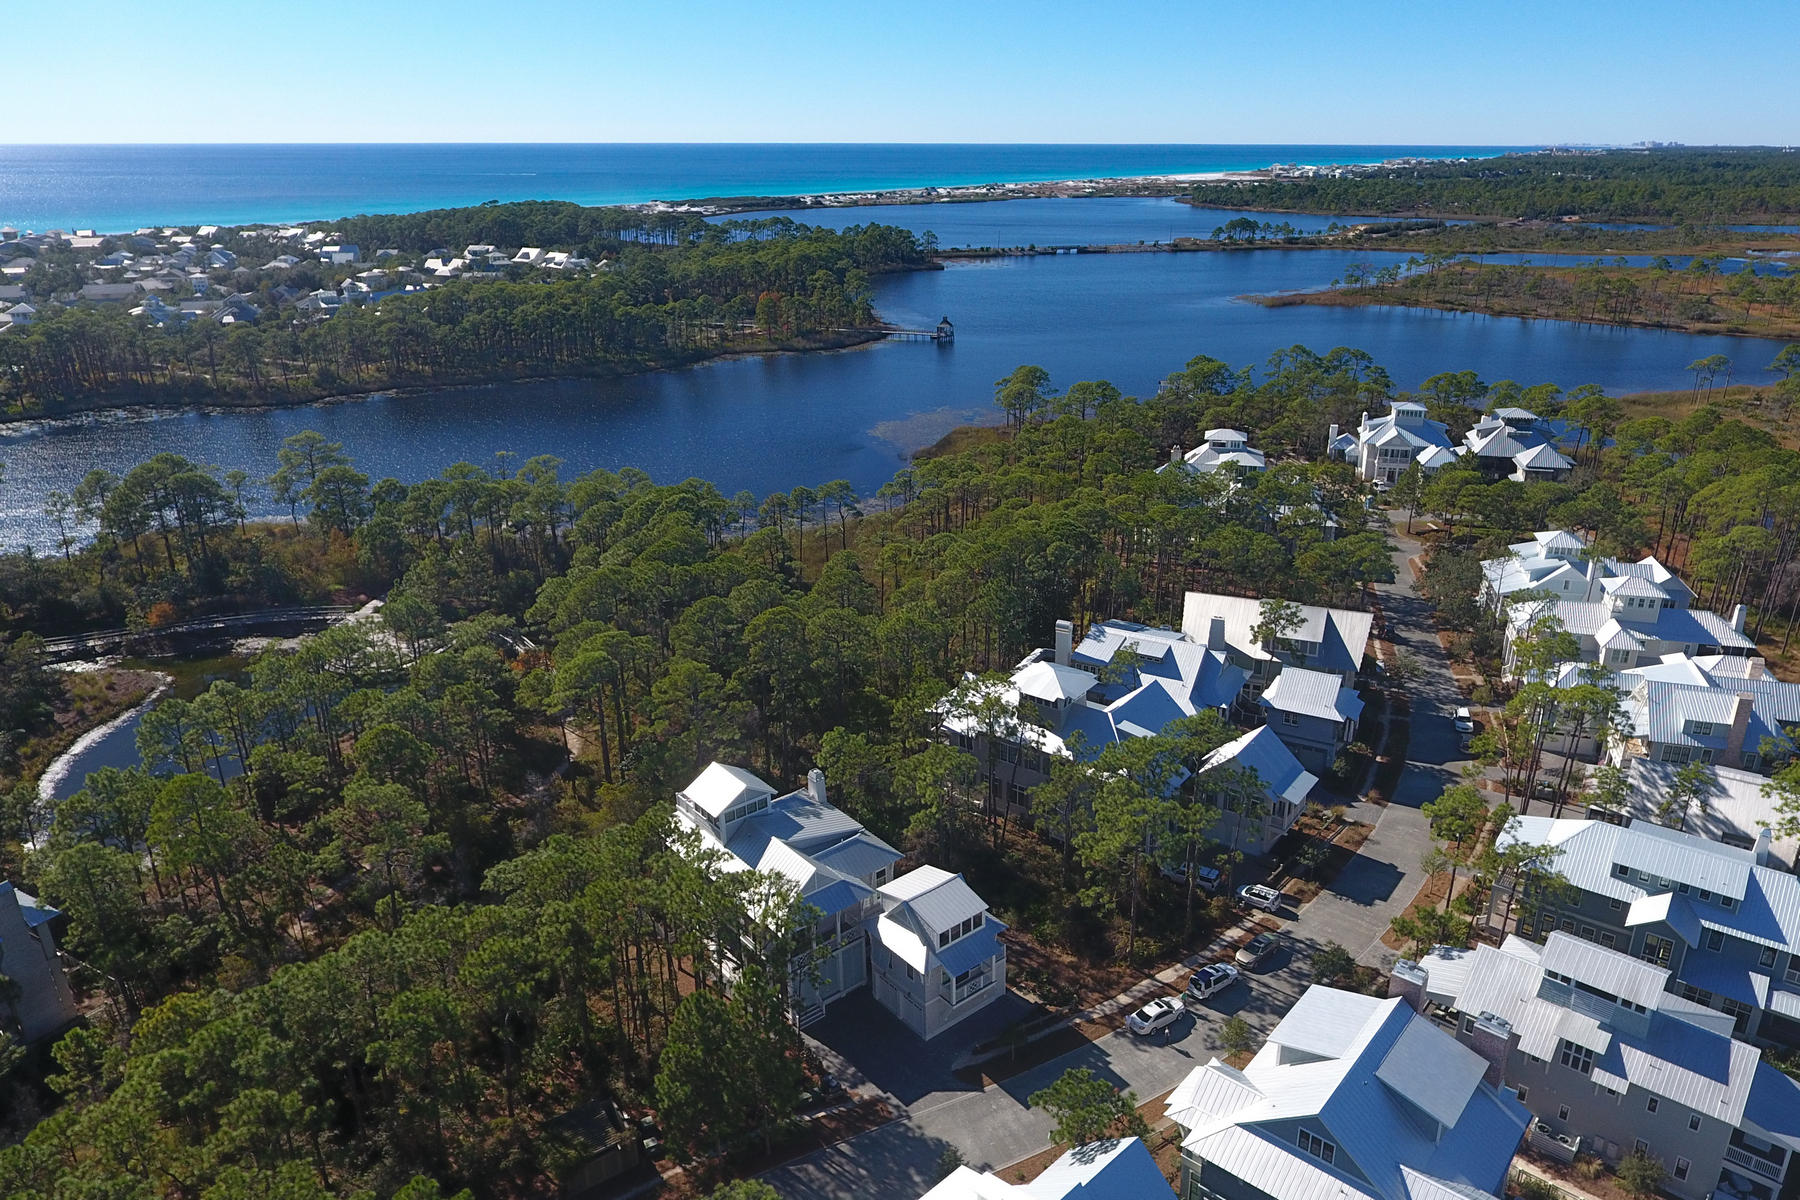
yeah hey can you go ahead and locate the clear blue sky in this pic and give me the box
[16,0,1797,144]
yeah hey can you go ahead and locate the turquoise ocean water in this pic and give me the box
[0,143,1524,232]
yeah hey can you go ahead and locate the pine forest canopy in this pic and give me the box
[1187,147,1800,223]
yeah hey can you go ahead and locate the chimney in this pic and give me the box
[1585,556,1602,601]
[1207,614,1227,652]
[1388,958,1428,1013]
[1054,619,1074,667]
[807,768,828,807]
[1171,444,1183,465]
[1469,1013,1515,1088]
[1732,603,1747,633]
[1359,410,1369,431]
[1726,693,1754,767]
[1754,827,1773,868]
[1747,657,1766,680]
[1327,423,1339,455]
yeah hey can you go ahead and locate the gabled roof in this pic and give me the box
[881,865,988,934]
[1501,816,1800,952]
[1415,935,1767,1125]
[678,761,774,818]
[1180,592,1374,675]
[1259,667,1365,723]
[1198,727,1317,806]
[1623,759,1797,870]
[1167,988,1526,1200]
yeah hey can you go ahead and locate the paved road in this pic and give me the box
[765,523,1467,1200]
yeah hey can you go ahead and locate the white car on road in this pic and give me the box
[1237,883,1284,913]
[1454,706,1476,733]
[1185,962,1241,1002]
[1126,995,1186,1036]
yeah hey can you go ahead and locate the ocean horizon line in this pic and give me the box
[0,142,1528,233]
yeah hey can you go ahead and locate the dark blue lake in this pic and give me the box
[1,243,1790,552]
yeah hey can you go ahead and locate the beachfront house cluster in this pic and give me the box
[0,224,606,332]
[672,761,1005,1040]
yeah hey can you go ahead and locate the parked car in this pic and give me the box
[1453,706,1476,733]
[1185,962,1242,1002]
[1126,995,1186,1036]
[1533,778,1560,801]
[1235,933,1279,969]
[1237,883,1284,913]
[1162,861,1223,892]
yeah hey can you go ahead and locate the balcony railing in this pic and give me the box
[1725,1145,1786,1182]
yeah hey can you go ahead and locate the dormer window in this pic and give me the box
[1690,721,1714,737]
[937,913,983,949]
[1296,1130,1336,1165]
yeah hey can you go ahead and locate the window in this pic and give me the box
[1642,935,1674,967]
[1675,1158,1690,1182]
[1706,929,1725,952]
[1559,1040,1595,1075]
[1720,895,1736,911]
[1558,1105,1571,1122]
[1689,1115,1702,1132]
[1613,863,1630,878]
[1296,1130,1335,1165]
[1282,711,1300,726]
[937,913,983,949]
[1600,931,1617,949]
[1761,947,1778,969]
[1609,898,1623,911]
[1691,720,1715,737]
[1513,1086,1529,1103]
[1461,1014,1476,1034]
[1647,1097,1659,1113]
[1680,984,1715,1007]
[1635,1139,1649,1155]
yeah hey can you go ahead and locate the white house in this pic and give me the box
[1504,583,1753,677]
[919,1137,1174,1200]
[0,881,78,1042]
[1162,428,1268,477]
[1166,986,1529,1200]
[1256,665,1364,771]
[673,762,1006,1039]
[318,244,360,265]
[1481,529,1695,612]
[1332,401,1457,485]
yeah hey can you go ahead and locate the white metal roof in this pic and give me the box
[880,865,988,934]
[680,761,775,818]
[1014,660,1096,703]
[1539,932,1670,1008]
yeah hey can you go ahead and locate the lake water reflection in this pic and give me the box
[0,242,1788,552]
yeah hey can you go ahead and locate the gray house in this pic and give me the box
[1498,815,1800,1048]
[1400,932,1800,1200]
[1256,665,1364,771]
[0,881,77,1042]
